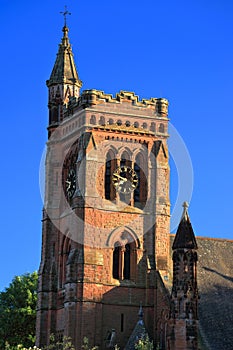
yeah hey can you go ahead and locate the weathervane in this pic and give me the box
[60,5,71,27]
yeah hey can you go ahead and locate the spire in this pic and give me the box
[172,202,198,250]
[46,14,83,134]
[138,303,144,325]
[47,25,82,91]
[169,203,199,349]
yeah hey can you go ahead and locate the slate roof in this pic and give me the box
[124,306,150,350]
[170,235,233,350]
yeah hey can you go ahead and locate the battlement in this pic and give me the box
[67,89,169,117]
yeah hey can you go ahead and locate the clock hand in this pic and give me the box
[113,174,127,182]
[66,180,71,189]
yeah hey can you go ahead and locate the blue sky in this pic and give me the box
[0,0,233,291]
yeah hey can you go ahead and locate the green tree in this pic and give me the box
[134,335,154,350]
[0,272,38,349]
[81,337,98,350]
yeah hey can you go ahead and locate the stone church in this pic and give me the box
[36,22,233,350]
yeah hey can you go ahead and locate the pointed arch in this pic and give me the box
[105,149,117,200]
[134,152,148,207]
[107,228,139,281]
[106,226,140,248]
[119,149,132,167]
[59,234,71,288]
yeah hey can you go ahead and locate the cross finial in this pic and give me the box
[60,5,71,27]
[183,201,189,210]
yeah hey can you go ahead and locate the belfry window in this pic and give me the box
[105,151,116,200]
[120,151,131,168]
[134,153,147,207]
[119,152,132,202]
[134,161,140,204]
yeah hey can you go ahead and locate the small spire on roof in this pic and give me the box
[182,201,189,219]
[47,7,82,94]
[172,202,198,250]
[138,303,144,325]
[138,303,143,318]
[60,5,71,27]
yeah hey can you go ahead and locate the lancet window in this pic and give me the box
[59,235,71,288]
[105,150,117,200]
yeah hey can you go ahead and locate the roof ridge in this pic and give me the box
[170,233,233,243]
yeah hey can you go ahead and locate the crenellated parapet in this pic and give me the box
[65,89,169,118]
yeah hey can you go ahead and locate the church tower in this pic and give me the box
[168,202,199,350]
[36,21,171,349]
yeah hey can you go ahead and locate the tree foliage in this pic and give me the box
[134,335,154,350]
[81,337,98,350]
[0,272,38,349]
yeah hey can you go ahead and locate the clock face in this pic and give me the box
[65,168,76,198]
[112,165,138,194]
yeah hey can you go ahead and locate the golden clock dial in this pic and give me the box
[112,166,138,194]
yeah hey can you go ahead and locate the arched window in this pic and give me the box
[119,151,132,202]
[134,159,140,204]
[90,115,96,125]
[159,123,165,133]
[123,244,131,279]
[99,116,105,125]
[120,151,131,168]
[112,235,137,281]
[150,122,156,132]
[105,150,117,200]
[134,153,147,207]
[113,243,121,280]
[59,236,71,288]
